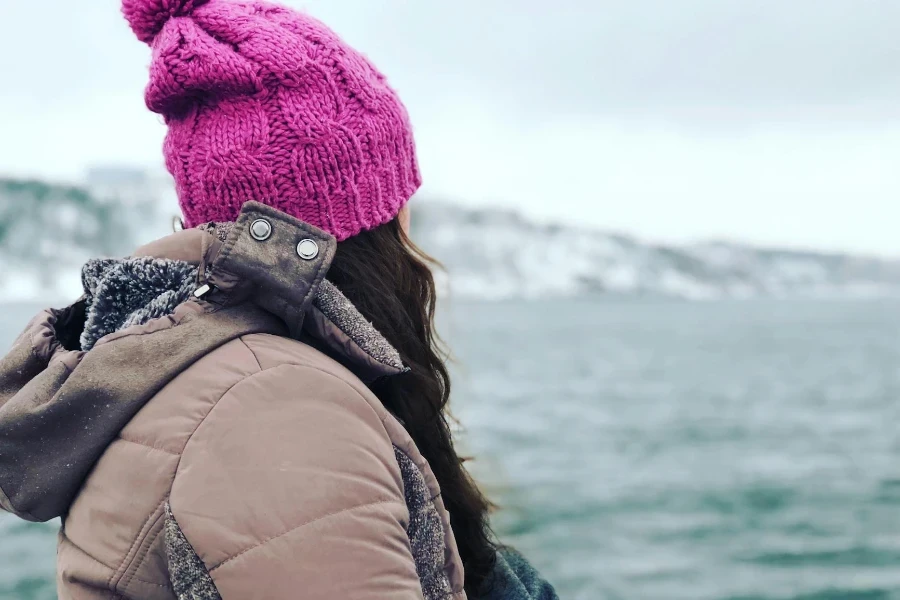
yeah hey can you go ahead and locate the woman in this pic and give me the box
[0,1,557,599]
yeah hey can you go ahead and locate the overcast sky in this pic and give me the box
[1,1,898,255]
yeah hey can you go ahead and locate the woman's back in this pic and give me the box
[1,206,467,598]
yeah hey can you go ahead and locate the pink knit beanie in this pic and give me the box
[122,0,420,241]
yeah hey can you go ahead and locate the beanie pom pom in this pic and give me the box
[122,0,211,43]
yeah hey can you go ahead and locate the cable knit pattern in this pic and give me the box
[123,0,420,241]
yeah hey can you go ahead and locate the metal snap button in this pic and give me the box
[250,218,272,241]
[296,239,319,260]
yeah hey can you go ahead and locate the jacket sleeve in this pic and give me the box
[166,363,424,599]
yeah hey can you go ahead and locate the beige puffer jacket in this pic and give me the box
[0,203,466,599]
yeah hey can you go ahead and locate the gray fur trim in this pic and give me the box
[395,447,454,600]
[196,222,234,243]
[316,280,406,372]
[196,223,233,279]
[164,503,222,600]
[80,257,198,351]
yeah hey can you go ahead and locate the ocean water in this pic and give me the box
[2,299,900,600]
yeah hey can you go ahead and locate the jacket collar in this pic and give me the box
[134,201,405,382]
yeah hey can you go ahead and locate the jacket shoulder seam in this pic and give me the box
[173,338,265,462]
[63,536,117,573]
[208,499,400,573]
[108,496,166,589]
[116,436,181,457]
[230,337,385,418]
[239,337,263,371]
[119,503,169,591]
[175,361,388,486]
[171,361,398,576]
[62,536,169,587]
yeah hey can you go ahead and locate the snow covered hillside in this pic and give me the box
[0,173,174,302]
[1,175,898,302]
[410,202,900,300]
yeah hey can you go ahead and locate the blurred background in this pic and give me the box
[1,1,900,599]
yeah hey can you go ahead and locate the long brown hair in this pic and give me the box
[327,217,498,595]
